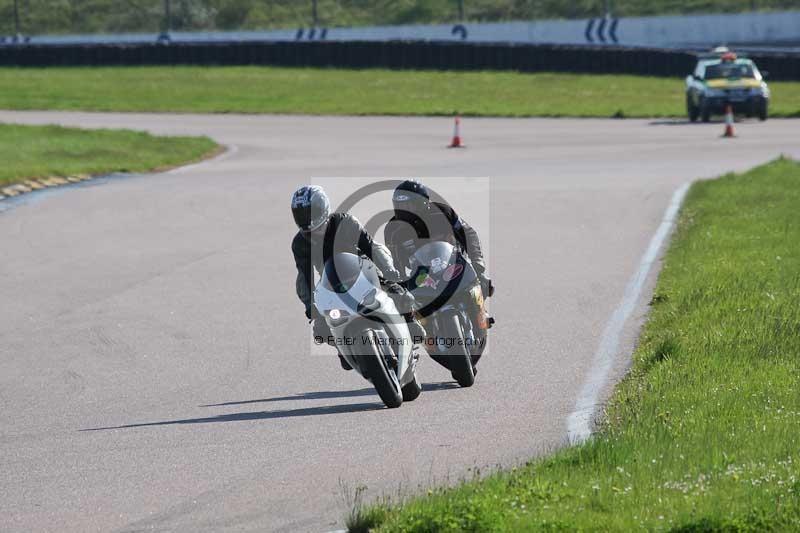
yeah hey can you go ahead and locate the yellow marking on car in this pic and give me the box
[706,79,761,89]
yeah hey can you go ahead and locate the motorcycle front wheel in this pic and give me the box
[357,329,403,408]
[441,313,475,388]
[401,375,422,401]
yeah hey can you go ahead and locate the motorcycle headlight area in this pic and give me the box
[327,308,350,326]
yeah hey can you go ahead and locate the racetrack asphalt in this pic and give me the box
[1,112,798,532]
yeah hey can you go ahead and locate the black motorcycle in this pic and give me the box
[405,241,492,387]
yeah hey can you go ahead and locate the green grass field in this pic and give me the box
[0,123,218,188]
[351,158,800,532]
[1,67,799,118]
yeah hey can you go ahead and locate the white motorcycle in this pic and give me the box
[314,252,421,408]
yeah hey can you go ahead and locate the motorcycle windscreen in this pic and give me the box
[321,253,365,294]
[408,241,477,313]
[410,241,456,272]
[316,253,381,314]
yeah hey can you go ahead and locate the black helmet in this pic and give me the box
[291,185,331,232]
[393,179,429,216]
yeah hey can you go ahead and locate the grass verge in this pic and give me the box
[0,123,218,188]
[352,158,800,532]
[1,67,799,118]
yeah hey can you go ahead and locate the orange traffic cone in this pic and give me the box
[448,115,465,148]
[722,104,735,138]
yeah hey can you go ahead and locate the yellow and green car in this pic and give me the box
[685,51,770,122]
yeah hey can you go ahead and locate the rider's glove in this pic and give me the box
[384,281,416,314]
[381,266,402,283]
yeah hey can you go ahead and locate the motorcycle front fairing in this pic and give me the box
[407,241,480,355]
[313,253,415,386]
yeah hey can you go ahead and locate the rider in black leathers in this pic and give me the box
[290,185,424,370]
[383,180,493,299]
[384,180,494,372]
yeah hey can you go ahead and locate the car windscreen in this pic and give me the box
[705,63,755,80]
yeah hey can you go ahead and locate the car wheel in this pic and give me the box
[687,95,699,122]
[758,100,768,121]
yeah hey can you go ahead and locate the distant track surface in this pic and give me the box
[1,112,799,532]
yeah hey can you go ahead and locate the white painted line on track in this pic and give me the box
[567,181,691,444]
[166,144,239,174]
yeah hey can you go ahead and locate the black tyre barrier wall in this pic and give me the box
[0,40,798,80]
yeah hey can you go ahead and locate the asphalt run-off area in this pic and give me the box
[1,112,799,532]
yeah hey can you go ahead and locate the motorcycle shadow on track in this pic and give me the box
[200,381,460,408]
[80,382,461,432]
[80,402,383,432]
[200,388,378,407]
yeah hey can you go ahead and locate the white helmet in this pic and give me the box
[291,185,331,232]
